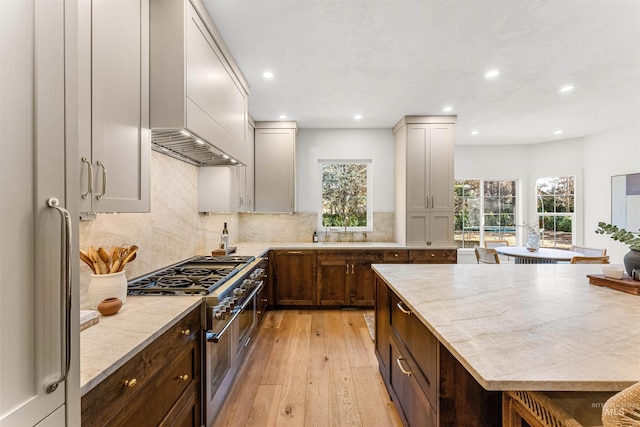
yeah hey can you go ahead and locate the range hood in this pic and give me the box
[151,129,242,167]
[149,0,250,168]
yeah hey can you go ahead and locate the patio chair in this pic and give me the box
[570,245,607,257]
[474,246,500,264]
[570,256,609,264]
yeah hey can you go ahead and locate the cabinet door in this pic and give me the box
[428,124,454,212]
[1,0,80,424]
[406,125,429,211]
[273,251,316,305]
[254,128,295,213]
[350,261,376,306]
[317,258,349,305]
[80,0,150,213]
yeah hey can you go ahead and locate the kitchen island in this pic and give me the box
[372,263,640,426]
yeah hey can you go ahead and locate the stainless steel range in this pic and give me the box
[126,254,268,427]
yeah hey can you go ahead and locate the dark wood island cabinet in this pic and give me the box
[375,275,501,427]
[81,306,201,427]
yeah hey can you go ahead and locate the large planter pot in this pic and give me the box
[88,270,127,309]
[623,249,640,277]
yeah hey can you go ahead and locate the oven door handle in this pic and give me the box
[238,280,264,312]
[206,309,241,343]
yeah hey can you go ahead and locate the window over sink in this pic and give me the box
[318,160,372,232]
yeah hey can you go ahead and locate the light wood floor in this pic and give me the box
[212,309,403,427]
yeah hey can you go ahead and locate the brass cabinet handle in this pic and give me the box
[396,357,412,376]
[351,264,354,274]
[178,375,189,381]
[181,329,190,336]
[396,301,412,316]
[346,264,349,274]
[394,253,399,257]
[431,253,436,257]
[124,378,137,388]
[288,251,302,254]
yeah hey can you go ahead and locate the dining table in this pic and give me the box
[494,246,583,264]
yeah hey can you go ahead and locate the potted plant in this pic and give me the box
[595,222,640,276]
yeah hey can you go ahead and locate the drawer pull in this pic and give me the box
[394,253,399,257]
[288,251,303,254]
[396,357,412,376]
[124,378,137,388]
[178,375,189,381]
[396,301,412,316]
[181,329,190,336]
[431,253,435,257]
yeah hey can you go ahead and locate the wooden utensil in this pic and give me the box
[98,247,111,272]
[118,245,138,272]
[88,246,101,274]
[79,249,96,274]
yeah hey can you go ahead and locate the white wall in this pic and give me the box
[583,124,640,264]
[296,128,395,212]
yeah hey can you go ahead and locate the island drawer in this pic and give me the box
[390,292,438,405]
[390,337,437,427]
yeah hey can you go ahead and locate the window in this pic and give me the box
[454,179,517,248]
[319,160,372,231]
[536,176,575,249]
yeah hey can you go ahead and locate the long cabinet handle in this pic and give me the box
[46,198,72,394]
[396,301,412,316]
[431,196,435,209]
[81,157,93,199]
[288,251,303,254]
[396,357,412,376]
[96,160,107,200]
[351,264,354,274]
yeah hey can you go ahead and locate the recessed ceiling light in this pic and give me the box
[354,114,363,120]
[559,85,574,93]
[279,115,287,119]
[263,71,274,79]
[471,130,479,135]
[443,106,453,112]
[485,69,500,79]
[554,130,563,135]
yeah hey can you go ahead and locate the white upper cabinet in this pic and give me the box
[78,0,150,213]
[150,0,250,166]
[394,116,456,246]
[254,122,297,213]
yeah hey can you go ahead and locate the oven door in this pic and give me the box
[236,281,263,363]
[205,312,238,426]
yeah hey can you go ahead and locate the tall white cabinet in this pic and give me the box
[78,0,151,214]
[1,0,80,425]
[394,116,456,246]
[254,122,297,213]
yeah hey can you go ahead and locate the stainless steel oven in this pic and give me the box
[203,258,267,426]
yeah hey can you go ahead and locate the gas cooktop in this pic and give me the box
[127,255,255,296]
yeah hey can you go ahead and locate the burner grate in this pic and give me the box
[156,277,194,288]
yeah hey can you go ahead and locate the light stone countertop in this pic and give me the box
[79,242,454,396]
[372,263,640,392]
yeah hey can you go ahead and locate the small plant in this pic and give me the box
[595,222,640,251]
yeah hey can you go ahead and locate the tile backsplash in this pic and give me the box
[79,151,394,307]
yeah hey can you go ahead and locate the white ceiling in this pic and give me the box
[202,0,640,145]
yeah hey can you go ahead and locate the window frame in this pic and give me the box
[535,176,576,249]
[317,159,373,232]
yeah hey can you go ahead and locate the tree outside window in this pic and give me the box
[320,161,371,230]
[536,176,575,249]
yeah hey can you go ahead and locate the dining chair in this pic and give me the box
[570,256,610,264]
[602,381,640,426]
[474,246,500,264]
[570,245,607,257]
[485,240,509,249]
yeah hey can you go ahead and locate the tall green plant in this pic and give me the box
[595,222,640,251]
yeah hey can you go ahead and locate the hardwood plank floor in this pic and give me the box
[212,310,403,427]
